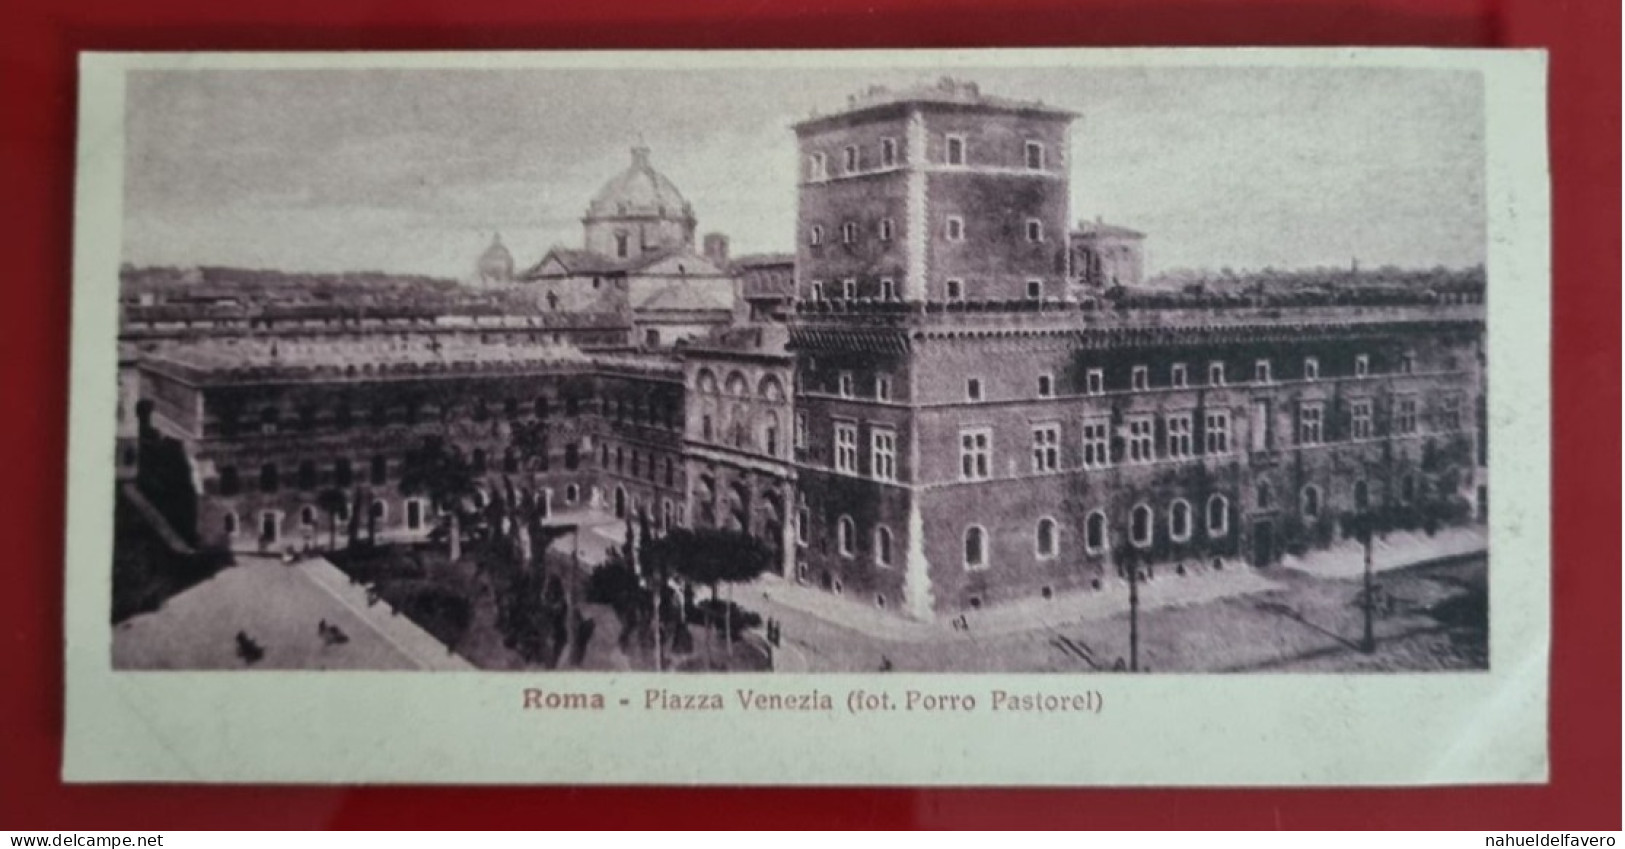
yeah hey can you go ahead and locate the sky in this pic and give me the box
[123,65,1485,279]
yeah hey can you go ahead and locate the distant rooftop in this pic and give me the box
[142,337,682,384]
[795,77,1077,131]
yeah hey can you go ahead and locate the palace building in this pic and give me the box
[121,78,1488,624]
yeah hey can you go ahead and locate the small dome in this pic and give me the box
[586,146,694,222]
[476,233,514,282]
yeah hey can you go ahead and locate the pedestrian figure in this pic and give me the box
[235,631,264,665]
[879,655,893,672]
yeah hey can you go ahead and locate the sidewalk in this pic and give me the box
[749,525,1489,643]
[298,556,476,671]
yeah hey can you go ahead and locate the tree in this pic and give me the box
[658,527,774,663]
[398,436,477,562]
[315,488,348,551]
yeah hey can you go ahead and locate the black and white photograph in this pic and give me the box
[105,60,1496,677]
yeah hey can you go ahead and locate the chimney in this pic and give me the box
[703,232,730,266]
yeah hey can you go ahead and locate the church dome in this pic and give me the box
[475,233,514,283]
[586,146,694,222]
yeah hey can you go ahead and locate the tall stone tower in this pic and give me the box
[787,80,1079,620]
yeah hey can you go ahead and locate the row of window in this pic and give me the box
[220,394,592,436]
[960,353,1420,405]
[806,276,1056,303]
[216,444,589,495]
[951,398,1452,481]
[808,215,1044,248]
[221,484,588,541]
[807,136,1047,181]
[598,443,681,488]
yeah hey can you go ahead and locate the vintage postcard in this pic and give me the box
[64,48,1550,785]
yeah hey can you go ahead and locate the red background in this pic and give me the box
[1,0,1617,830]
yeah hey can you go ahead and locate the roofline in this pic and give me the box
[793,98,1078,135]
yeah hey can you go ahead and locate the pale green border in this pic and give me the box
[63,48,1549,785]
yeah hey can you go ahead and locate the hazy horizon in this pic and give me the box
[123,65,1486,280]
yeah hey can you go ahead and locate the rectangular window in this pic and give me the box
[1355,354,1370,377]
[843,145,858,172]
[841,223,857,245]
[1025,140,1044,170]
[794,411,808,449]
[809,280,824,300]
[879,278,896,300]
[1032,424,1060,473]
[945,216,965,242]
[1166,413,1193,459]
[966,377,983,401]
[946,135,966,166]
[1127,417,1154,463]
[1171,363,1188,388]
[1037,373,1054,398]
[809,226,824,246]
[837,371,854,398]
[946,278,964,300]
[1350,399,1373,439]
[1254,359,1272,383]
[1400,353,1416,374]
[1440,394,1463,430]
[879,218,894,241]
[809,153,827,181]
[834,422,859,473]
[1209,361,1226,386]
[872,428,897,482]
[797,507,809,546]
[1299,403,1324,445]
[881,138,897,167]
[875,375,892,401]
[1131,365,1149,391]
[1082,419,1111,469]
[959,428,991,480]
[1395,396,1418,434]
[1085,368,1104,395]
[841,278,856,299]
[1204,410,1230,454]
[1304,357,1320,380]
[1025,219,1044,242]
[1026,279,1042,300]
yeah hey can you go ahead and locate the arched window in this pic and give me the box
[725,372,749,397]
[759,375,785,402]
[875,526,893,567]
[614,486,627,519]
[1353,480,1370,512]
[696,369,718,394]
[369,499,386,521]
[223,511,238,537]
[1301,485,1322,519]
[1131,504,1153,548]
[1036,517,1058,559]
[1169,499,1192,541]
[1207,495,1229,537]
[565,484,579,505]
[1085,511,1108,554]
[259,463,279,494]
[1256,482,1273,510]
[837,516,855,557]
[300,506,316,527]
[963,526,987,570]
